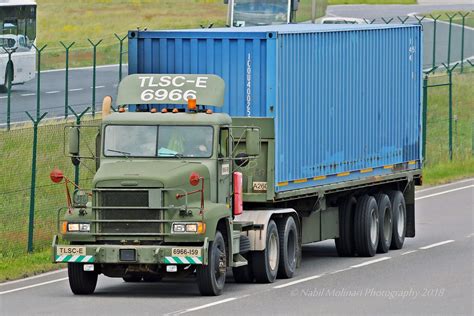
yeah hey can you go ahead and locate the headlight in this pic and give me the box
[73,190,89,207]
[67,223,90,232]
[172,222,205,234]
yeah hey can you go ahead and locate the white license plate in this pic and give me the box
[253,181,268,192]
[171,247,201,257]
[56,246,86,256]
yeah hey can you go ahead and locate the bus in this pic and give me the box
[0,0,36,92]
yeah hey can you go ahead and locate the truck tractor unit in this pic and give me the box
[52,24,423,296]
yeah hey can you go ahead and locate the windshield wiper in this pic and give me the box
[159,153,184,159]
[107,149,131,158]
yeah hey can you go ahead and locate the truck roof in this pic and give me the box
[103,112,232,125]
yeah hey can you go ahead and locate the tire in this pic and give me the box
[122,274,142,282]
[277,216,298,279]
[68,263,98,295]
[232,253,254,283]
[252,220,279,283]
[375,193,393,253]
[354,195,379,257]
[196,230,227,296]
[388,190,406,250]
[335,196,357,257]
[142,274,162,282]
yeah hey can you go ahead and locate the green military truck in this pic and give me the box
[52,24,422,296]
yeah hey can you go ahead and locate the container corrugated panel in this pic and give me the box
[128,24,422,193]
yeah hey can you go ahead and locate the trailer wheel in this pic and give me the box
[335,196,357,257]
[68,263,98,295]
[232,253,254,283]
[196,230,227,296]
[122,274,142,282]
[388,191,406,250]
[252,220,279,283]
[277,216,298,279]
[375,193,393,253]
[354,195,379,257]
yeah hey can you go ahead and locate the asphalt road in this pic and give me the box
[1,178,473,316]
[0,65,127,125]
[327,3,474,69]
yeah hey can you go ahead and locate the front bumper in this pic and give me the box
[52,235,208,265]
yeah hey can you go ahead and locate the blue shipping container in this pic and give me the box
[128,24,423,193]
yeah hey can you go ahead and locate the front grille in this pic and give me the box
[97,190,162,235]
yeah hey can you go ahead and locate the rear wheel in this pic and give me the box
[354,195,379,257]
[196,230,227,296]
[375,193,393,253]
[388,191,406,250]
[122,273,142,282]
[252,220,279,283]
[68,263,98,295]
[277,216,298,279]
[335,196,357,257]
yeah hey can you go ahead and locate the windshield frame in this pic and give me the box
[231,0,291,27]
[103,124,215,159]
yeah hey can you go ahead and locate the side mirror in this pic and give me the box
[69,127,80,156]
[245,128,260,157]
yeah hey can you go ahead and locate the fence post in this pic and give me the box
[25,111,48,253]
[429,15,441,69]
[60,41,75,119]
[442,62,459,161]
[445,13,457,68]
[32,44,47,120]
[88,39,103,118]
[422,67,437,163]
[2,47,14,130]
[458,12,469,73]
[414,15,425,25]
[68,106,91,187]
[397,16,409,24]
[114,34,127,83]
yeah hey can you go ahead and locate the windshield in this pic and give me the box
[104,125,214,158]
[233,0,290,27]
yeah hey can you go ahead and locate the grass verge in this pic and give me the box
[328,0,416,4]
[0,249,65,283]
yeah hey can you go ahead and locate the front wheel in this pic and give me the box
[68,263,98,295]
[196,230,227,296]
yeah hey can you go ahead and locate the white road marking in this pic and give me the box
[416,178,474,193]
[466,233,474,238]
[42,63,126,73]
[69,88,83,92]
[0,277,68,295]
[415,185,474,201]
[45,90,60,94]
[0,269,66,286]
[401,250,417,255]
[273,274,322,289]
[20,93,35,97]
[91,85,105,89]
[351,257,391,268]
[330,268,352,274]
[169,297,240,315]
[0,96,7,99]
[419,240,455,250]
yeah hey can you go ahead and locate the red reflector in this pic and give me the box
[50,168,64,183]
[233,172,243,216]
[189,172,200,186]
